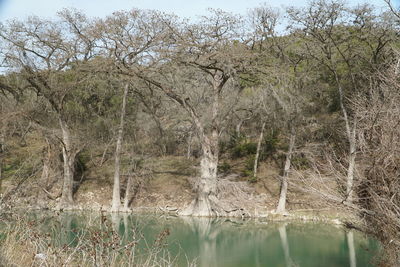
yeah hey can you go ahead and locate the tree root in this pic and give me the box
[180,177,254,217]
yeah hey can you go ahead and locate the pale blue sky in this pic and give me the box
[0,0,393,21]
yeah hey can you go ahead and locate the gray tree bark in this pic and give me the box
[346,139,356,203]
[111,83,129,212]
[180,74,222,217]
[276,126,295,214]
[335,72,357,203]
[58,118,75,209]
[181,132,219,217]
[253,121,266,179]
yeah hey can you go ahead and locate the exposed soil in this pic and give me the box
[1,154,352,224]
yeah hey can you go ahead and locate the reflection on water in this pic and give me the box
[26,212,379,267]
[347,230,356,267]
[279,224,294,267]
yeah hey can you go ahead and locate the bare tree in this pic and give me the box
[0,10,98,209]
[110,83,129,212]
[250,8,311,213]
[354,64,400,265]
[102,9,252,216]
[287,0,395,203]
[153,11,250,216]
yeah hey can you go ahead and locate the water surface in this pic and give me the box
[26,212,379,267]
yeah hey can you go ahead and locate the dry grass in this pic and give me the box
[0,212,179,267]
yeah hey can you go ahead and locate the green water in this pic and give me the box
[25,212,379,267]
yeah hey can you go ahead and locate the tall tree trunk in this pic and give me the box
[181,138,219,217]
[253,121,266,179]
[335,72,356,203]
[276,126,295,214]
[346,127,356,203]
[111,83,129,212]
[180,75,222,217]
[198,142,218,214]
[58,118,75,209]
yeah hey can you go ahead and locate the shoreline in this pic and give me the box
[2,204,358,227]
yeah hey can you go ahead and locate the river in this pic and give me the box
[15,212,380,267]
